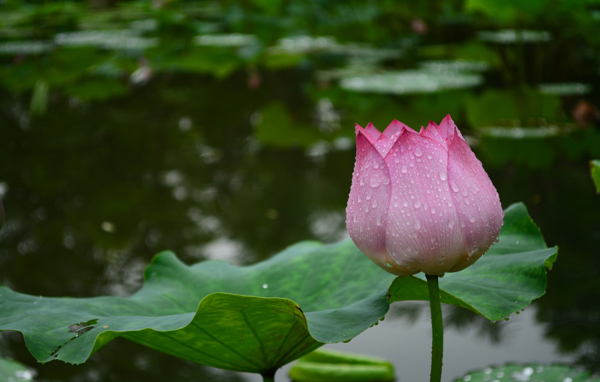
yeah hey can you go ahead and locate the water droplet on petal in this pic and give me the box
[414,220,421,230]
[414,147,422,157]
[370,177,381,188]
[450,180,459,193]
[415,201,421,209]
[401,165,407,174]
[447,220,455,228]
[439,172,447,181]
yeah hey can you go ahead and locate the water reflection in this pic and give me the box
[387,303,508,344]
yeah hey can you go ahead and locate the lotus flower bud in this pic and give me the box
[346,115,504,277]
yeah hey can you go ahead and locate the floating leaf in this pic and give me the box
[289,349,394,382]
[0,241,396,376]
[388,203,558,321]
[455,363,600,382]
[591,160,600,194]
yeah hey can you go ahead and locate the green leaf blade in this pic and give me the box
[591,160,600,194]
[0,240,395,374]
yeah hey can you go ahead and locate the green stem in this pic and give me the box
[261,369,276,382]
[426,274,443,382]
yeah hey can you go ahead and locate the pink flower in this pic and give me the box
[346,115,504,277]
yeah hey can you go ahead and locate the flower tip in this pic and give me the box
[365,122,382,140]
[355,123,364,135]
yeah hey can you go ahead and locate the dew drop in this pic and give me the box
[431,207,436,214]
[414,220,421,230]
[403,201,409,207]
[439,172,447,181]
[414,201,421,209]
[414,147,423,157]
[450,180,459,193]
[401,165,407,174]
[469,216,475,223]
[262,284,268,289]
[447,220,455,228]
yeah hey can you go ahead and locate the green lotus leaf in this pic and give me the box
[455,363,600,382]
[591,160,600,194]
[0,203,556,376]
[0,240,396,376]
[388,202,558,321]
[289,349,395,382]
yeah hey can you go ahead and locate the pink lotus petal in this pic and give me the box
[365,122,382,140]
[422,120,447,150]
[445,122,504,272]
[382,119,409,138]
[346,129,407,275]
[383,129,465,275]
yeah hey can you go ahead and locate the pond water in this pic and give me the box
[1,1,600,381]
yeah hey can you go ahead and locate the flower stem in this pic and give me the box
[426,274,443,382]
[261,369,276,382]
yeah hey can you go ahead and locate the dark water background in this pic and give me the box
[1,1,600,381]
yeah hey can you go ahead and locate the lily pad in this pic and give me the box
[389,203,558,321]
[0,240,396,376]
[455,363,600,382]
[591,160,600,194]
